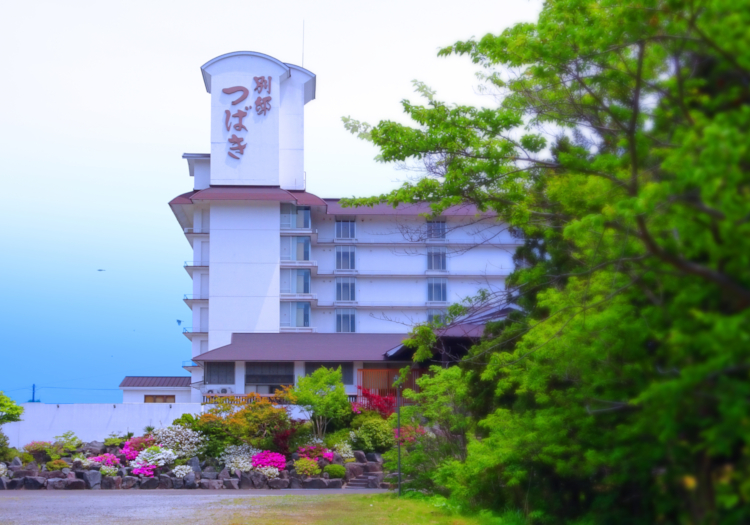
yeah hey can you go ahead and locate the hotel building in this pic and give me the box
[124,51,520,404]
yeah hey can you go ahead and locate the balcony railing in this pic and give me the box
[202,393,292,405]
[184,228,209,234]
[355,368,426,402]
[183,294,208,301]
[184,261,209,267]
[182,360,201,368]
[182,327,207,334]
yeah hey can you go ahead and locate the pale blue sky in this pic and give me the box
[0,0,541,404]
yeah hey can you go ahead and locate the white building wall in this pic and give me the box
[121,388,192,404]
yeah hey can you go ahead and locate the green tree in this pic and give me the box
[281,367,350,440]
[344,0,750,523]
[0,391,23,426]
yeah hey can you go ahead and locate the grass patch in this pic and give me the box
[218,494,520,525]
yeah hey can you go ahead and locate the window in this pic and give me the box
[427,309,446,324]
[280,269,311,294]
[280,302,311,327]
[335,246,356,270]
[280,204,311,229]
[426,219,446,239]
[280,236,311,261]
[336,308,356,333]
[336,277,356,301]
[335,218,356,239]
[205,362,235,384]
[427,278,447,302]
[427,247,447,270]
[144,395,175,403]
[245,362,295,385]
[305,362,354,385]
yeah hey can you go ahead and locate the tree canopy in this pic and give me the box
[344,0,750,523]
[0,391,23,426]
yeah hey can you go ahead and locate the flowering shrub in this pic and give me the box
[333,442,354,460]
[323,464,346,479]
[172,465,194,478]
[350,402,363,414]
[219,444,261,473]
[255,466,279,479]
[46,459,69,471]
[297,445,333,462]
[72,455,92,468]
[393,425,428,445]
[251,451,286,470]
[131,445,177,477]
[0,463,7,477]
[89,453,120,467]
[121,436,155,461]
[294,457,321,477]
[100,465,118,477]
[152,426,207,459]
[352,418,395,453]
[357,387,396,419]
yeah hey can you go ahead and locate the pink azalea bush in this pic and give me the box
[89,453,121,467]
[131,464,157,477]
[251,451,286,470]
[121,436,155,461]
[297,445,334,462]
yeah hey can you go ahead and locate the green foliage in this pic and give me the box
[143,425,155,434]
[342,0,750,521]
[45,431,81,460]
[281,367,350,439]
[103,432,125,447]
[323,428,352,449]
[0,431,11,463]
[20,452,33,464]
[352,418,395,453]
[0,392,23,426]
[351,410,383,430]
[294,457,321,477]
[344,458,356,463]
[174,411,232,458]
[46,459,69,471]
[324,463,346,479]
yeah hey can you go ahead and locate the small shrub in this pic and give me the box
[333,441,354,460]
[0,463,7,477]
[294,457,321,477]
[323,464,346,479]
[173,465,193,478]
[121,436,155,461]
[20,452,34,464]
[255,465,280,479]
[103,432,125,447]
[323,428,352,449]
[143,425,155,435]
[89,453,120,467]
[100,465,118,477]
[352,418,395,452]
[220,444,261,473]
[24,441,51,454]
[46,459,69,471]
[251,451,286,470]
[351,411,383,429]
[344,458,356,463]
[152,425,207,458]
[297,445,333,462]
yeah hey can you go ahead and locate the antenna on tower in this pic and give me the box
[302,20,305,67]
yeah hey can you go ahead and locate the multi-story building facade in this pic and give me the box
[157,51,520,403]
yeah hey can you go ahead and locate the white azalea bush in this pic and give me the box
[152,426,207,459]
[254,466,279,479]
[72,454,91,468]
[219,444,261,473]
[100,465,118,477]
[0,463,7,477]
[131,445,178,477]
[172,465,194,479]
[333,441,354,460]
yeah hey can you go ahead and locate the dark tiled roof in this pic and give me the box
[193,333,407,362]
[119,376,192,388]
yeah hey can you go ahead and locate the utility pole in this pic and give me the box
[30,384,36,403]
[396,377,402,497]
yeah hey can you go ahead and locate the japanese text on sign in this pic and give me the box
[221,76,273,160]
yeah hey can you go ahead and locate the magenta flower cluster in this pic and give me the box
[89,453,121,467]
[121,442,139,461]
[251,451,286,470]
[131,465,157,477]
[297,445,334,462]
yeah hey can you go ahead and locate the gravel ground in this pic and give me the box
[0,489,387,524]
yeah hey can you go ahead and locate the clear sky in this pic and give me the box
[0,0,542,404]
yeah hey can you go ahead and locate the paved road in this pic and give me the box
[0,490,387,524]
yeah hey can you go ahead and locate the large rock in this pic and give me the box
[101,476,122,490]
[7,478,24,490]
[317,458,331,470]
[83,441,105,455]
[248,471,268,489]
[12,470,36,478]
[140,477,159,489]
[239,472,253,489]
[223,478,240,489]
[285,460,295,471]
[0,477,7,490]
[173,478,184,489]
[279,470,289,480]
[40,471,65,480]
[364,462,382,473]
[332,453,344,466]
[117,468,128,478]
[121,476,139,489]
[187,457,201,474]
[199,479,223,490]
[344,463,364,482]
[218,468,231,480]
[366,452,383,463]
[327,479,343,489]
[61,468,71,475]
[367,474,385,488]
[47,478,67,490]
[26,461,39,472]
[268,478,289,489]
[24,477,46,490]
[64,479,86,490]
[158,474,173,489]
[301,477,328,489]
[83,470,102,489]
[289,477,302,489]
[183,472,197,489]
[10,457,22,467]
[203,466,216,473]
[200,471,218,480]
[353,451,367,464]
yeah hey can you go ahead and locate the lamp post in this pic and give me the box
[394,374,403,497]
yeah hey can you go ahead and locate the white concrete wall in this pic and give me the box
[209,201,280,349]
[3,403,204,449]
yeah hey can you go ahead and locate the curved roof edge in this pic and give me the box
[201,51,291,93]
[285,63,317,103]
